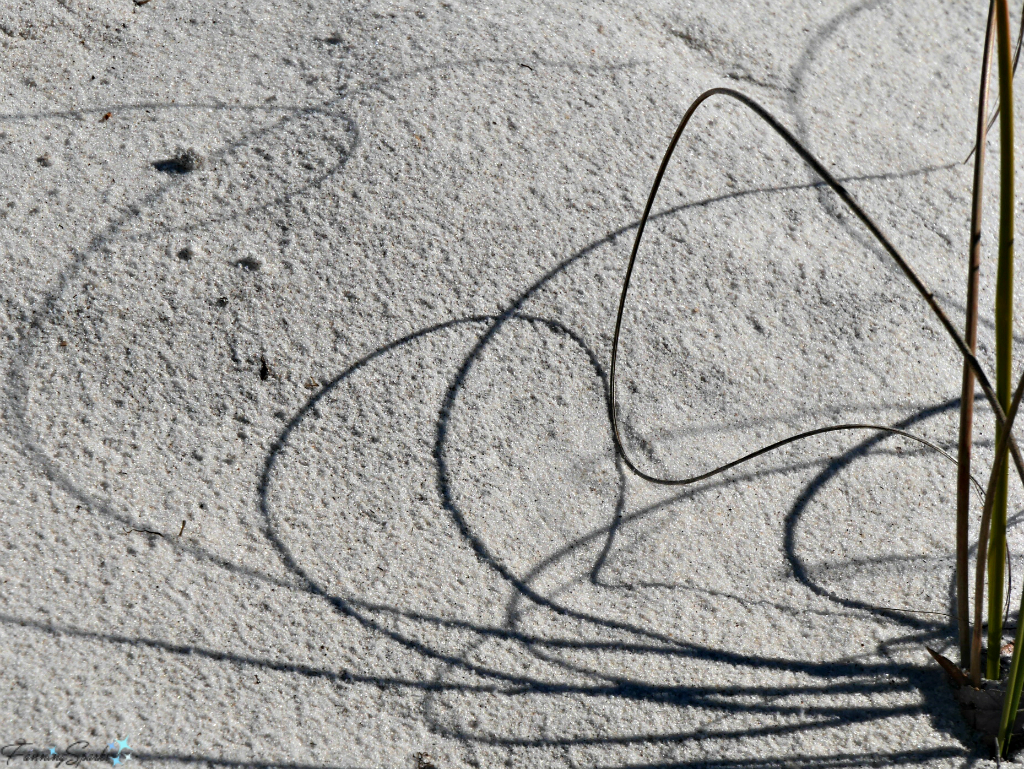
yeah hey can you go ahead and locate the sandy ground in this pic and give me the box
[5,0,1024,766]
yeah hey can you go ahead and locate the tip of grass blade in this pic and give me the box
[927,646,972,687]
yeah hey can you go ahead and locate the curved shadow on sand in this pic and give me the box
[254,210,981,763]
[0,49,648,549]
[1,28,997,766]
[5,161,989,763]
[783,397,963,627]
[0,296,980,766]
[1,307,966,759]
[4,178,986,768]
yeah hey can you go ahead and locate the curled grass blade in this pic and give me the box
[609,88,1024,494]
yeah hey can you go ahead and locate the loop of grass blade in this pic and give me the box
[613,420,971,490]
[609,88,1024,496]
[960,0,997,669]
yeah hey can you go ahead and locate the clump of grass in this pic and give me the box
[607,0,1024,757]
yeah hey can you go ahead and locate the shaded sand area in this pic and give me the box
[3,0,1024,766]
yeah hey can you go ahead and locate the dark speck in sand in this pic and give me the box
[153,147,205,174]
[235,258,260,271]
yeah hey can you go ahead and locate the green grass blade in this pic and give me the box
[1001,603,1024,753]
[996,369,1024,749]
[988,0,1016,684]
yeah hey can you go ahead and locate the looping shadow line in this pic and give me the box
[1,38,992,763]
[3,163,975,762]
[0,261,972,759]
[256,306,951,694]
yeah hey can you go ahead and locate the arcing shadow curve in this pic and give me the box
[4,98,361,535]
[258,310,916,681]
[258,312,681,687]
[255,313,963,757]
[247,143,991,755]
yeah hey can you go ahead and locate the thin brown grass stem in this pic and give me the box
[964,0,1024,164]
[959,0,997,669]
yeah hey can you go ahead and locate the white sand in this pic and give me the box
[2,0,1023,766]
